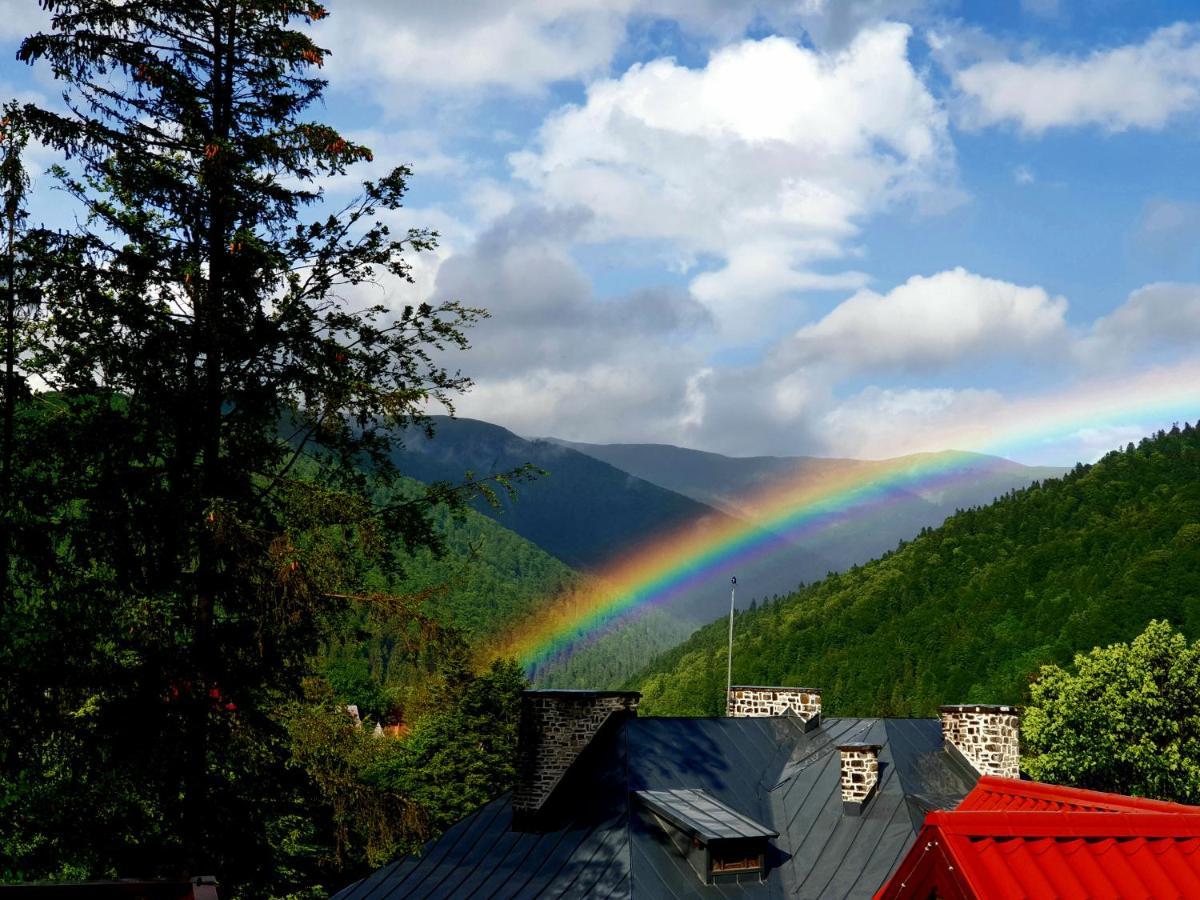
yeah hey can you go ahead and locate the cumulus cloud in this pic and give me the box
[776,268,1069,373]
[1081,282,1200,361]
[511,24,957,332]
[955,23,1200,134]
[819,385,1007,458]
[316,0,809,104]
[794,0,934,48]
[318,2,626,96]
[428,205,715,442]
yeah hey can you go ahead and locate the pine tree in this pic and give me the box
[0,105,26,597]
[9,1,503,888]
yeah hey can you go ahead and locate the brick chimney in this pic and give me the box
[839,743,881,815]
[726,686,821,729]
[939,704,1020,779]
[513,689,639,824]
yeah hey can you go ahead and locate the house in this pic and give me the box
[335,688,1022,898]
[876,776,1200,899]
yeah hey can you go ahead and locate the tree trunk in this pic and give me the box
[0,203,15,604]
[181,1,236,872]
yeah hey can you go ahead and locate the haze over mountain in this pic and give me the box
[378,416,1075,688]
[547,438,1068,571]
[391,417,835,623]
[632,423,1200,718]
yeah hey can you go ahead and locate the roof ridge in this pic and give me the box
[929,809,1200,838]
[961,775,1200,813]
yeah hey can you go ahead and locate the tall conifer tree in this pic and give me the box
[11,1,491,887]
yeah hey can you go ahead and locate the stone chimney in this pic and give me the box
[513,689,640,823]
[727,686,821,729]
[939,704,1020,779]
[839,743,881,814]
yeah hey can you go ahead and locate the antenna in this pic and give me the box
[726,575,736,711]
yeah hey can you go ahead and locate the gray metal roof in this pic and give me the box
[333,715,977,899]
[635,789,778,842]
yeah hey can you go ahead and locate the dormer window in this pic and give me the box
[635,789,778,884]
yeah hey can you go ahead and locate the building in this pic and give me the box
[876,776,1200,899]
[335,688,1022,898]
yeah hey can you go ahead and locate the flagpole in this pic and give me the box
[726,576,736,712]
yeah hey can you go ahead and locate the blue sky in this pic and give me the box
[3,0,1200,464]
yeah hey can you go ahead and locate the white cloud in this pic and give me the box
[317,0,807,105]
[512,24,957,332]
[819,385,1007,458]
[794,0,934,48]
[777,267,1069,374]
[428,204,715,441]
[1013,164,1035,185]
[320,2,626,96]
[955,23,1200,134]
[1081,282,1200,360]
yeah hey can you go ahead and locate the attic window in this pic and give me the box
[635,789,778,885]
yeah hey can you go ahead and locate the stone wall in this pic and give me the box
[939,704,1020,779]
[513,690,640,815]
[726,686,821,721]
[839,743,880,808]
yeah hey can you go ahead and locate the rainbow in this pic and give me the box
[484,361,1200,671]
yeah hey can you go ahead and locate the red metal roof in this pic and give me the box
[958,775,1200,814]
[877,783,1200,900]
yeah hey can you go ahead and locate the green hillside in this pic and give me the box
[380,497,581,640]
[317,475,584,713]
[633,423,1200,718]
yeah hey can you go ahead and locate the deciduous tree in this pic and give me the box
[1023,619,1200,802]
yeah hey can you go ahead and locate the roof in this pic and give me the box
[877,781,1200,900]
[958,775,1200,813]
[334,715,977,899]
[635,788,778,842]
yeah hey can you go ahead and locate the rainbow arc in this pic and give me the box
[483,362,1200,670]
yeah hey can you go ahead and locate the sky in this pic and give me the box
[3,0,1200,465]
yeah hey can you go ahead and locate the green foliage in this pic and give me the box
[369,658,527,841]
[1023,620,1200,803]
[284,678,417,873]
[532,610,696,690]
[635,424,1200,718]
[0,2,536,895]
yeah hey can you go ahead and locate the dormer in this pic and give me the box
[635,788,778,885]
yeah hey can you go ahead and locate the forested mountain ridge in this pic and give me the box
[394,417,743,570]
[550,437,1068,571]
[392,416,835,603]
[317,473,583,712]
[632,423,1200,718]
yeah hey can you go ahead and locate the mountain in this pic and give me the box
[548,438,1067,571]
[631,423,1200,718]
[391,417,835,612]
[319,473,587,711]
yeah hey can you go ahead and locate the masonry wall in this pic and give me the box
[939,704,1020,779]
[513,691,640,815]
[839,744,880,806]
[726,686,821,721]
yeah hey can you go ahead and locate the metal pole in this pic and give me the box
[726,576,736,713]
